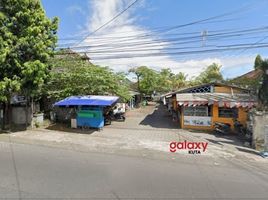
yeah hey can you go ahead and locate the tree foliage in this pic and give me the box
[257,59,268,107]
[227,55,268,108]
[128,64,222,95]
[171,72,188,90]
[157,68,173,92]
[129,66,159,95]
[195,63,223,84]
[45,51,131,101]
[0,0,58,101]
[254,54,263,70]
[156,69,188,92]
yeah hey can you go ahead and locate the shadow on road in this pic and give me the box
[236,146,260,156]
[0,124,27,134]
[139,104,179,129]
[204,134,259,156]
[46,123,96,135]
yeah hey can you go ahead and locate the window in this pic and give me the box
[218,107,238,118]
[184,106,209,116]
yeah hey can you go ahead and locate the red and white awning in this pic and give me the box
[176,93,257,108]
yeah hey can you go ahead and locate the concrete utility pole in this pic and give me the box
[201,30,208,47]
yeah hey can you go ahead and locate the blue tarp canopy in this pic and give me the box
[54,95,119,107]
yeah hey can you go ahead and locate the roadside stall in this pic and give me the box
[54,95,119,129]
[176,92,256,131]
[163,82,258,133]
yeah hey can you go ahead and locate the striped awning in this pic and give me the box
[176,93,257,108]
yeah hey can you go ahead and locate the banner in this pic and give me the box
[184,116,212,126]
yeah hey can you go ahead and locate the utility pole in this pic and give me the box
[201,30,208,47]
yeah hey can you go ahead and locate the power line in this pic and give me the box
[75,41,268,55]
[68,1,254,49]
[56,43,268,60]
[75,0,140,46]
[234,35,268,56]
[57,18,239,42]
[55,1,266,63]
[60,3,250,44]
[60,31,268,52]
[57,26,268,51]
[56,36,268,59]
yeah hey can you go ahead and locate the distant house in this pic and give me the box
[229,69,263,91]
[233,69,263,80]
[163,82,257,131]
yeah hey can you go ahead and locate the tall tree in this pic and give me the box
[45,50,131,101]
[254,54,263,70]
[0,0,58,128]
[129,66,158,95]
[171,72,188,90]
[258,59,268,108]
[157,68,173,92]
[196,63,223,84]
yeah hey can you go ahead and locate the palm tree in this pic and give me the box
[171,72,188,90]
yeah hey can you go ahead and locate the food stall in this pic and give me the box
[54,95,119,129]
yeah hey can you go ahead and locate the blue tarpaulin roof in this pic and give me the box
[54,95,119,106]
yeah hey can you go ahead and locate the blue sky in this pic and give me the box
[41,0,268,79]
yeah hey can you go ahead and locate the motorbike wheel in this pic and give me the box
[105,118,112,125]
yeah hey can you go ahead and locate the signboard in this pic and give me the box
[11,95,26,104]
[184,116,212,127]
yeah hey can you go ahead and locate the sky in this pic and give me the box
[41,0,268,79]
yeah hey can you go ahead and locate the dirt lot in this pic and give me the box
[1,102,267,163]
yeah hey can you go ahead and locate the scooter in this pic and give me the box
[234,119,246,137]
[104,111,126,125]
[113,112,126,121]
[214,122,231,135]
[234,119,252,146]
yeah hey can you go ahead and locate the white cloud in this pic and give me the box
[79,0,257,79]
[66,5,86,16]
[220,54,255,69]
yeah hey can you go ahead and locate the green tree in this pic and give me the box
[129,67,189,94]
[45,50,131,101]
[258,59,268,108]
[171,72,188,90]
[157,68,173,92]
[254,54,263,70]
[129,66,158,95]
[196,63,223,84]
[0,0,58,128]
[227,55,267,109]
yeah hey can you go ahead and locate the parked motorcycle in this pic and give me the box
[234,119,252,146]
[113,112,126,121]
[234,119,246,137]
[214,122,231,135]
[104,111,126,125]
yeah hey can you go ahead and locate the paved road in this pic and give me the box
[5,103,266,161]
[1,103,268,199]
[1,140,268,199]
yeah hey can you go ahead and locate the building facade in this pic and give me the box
[166,83,256,131]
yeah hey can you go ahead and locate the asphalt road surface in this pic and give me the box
[1,141,268,200]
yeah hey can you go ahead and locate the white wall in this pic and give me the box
[252,112,268,150]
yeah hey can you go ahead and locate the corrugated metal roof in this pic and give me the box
[178,82,249,93]
[162,82,250,98]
